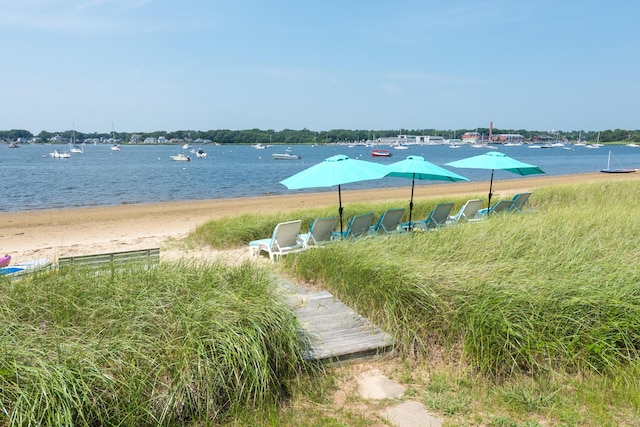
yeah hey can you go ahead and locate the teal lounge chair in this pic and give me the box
[447,199,484,223]
[299,217,338,247]
[403,202,454,230]
[332,212,375,240]
[476,199,516,216]
[511,192,532,211]
[370,208,405,234]
[249,220,304,262]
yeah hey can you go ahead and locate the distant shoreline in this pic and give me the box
[2,172,639,264]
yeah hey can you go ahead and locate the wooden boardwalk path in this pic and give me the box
[277,278,395,364]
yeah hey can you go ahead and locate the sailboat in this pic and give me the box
[586,132,603,149]
[600,150,637,174]
[69,129,83,153]
[110,123,121,150]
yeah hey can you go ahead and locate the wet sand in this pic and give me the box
[1,172,638,264]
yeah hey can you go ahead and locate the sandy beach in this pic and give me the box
[2,172,639,265]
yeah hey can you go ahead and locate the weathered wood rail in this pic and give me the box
[57,248,160,269]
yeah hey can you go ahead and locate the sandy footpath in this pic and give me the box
[1,172,638,264]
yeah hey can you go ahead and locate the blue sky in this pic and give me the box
[2,0,639,134]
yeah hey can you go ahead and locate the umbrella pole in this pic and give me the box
[338,184,344,238]
[408,174,415,231]
[488,170,495,213]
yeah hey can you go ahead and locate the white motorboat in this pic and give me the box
[195,148,207,158]
[50,149,71,158]
[272,152,301,160]
[111,144,121,151]
[170,153,191,161]
[272,147,301,160]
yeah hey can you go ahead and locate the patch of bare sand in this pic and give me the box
[1,172,638,264]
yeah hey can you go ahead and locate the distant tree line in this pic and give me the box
[1,127,639,144]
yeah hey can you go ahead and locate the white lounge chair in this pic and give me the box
[448,199,484,223]
[299,217,338,247]
[248,220,304,262]
[370,208,405,234]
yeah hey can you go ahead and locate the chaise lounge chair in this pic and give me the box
[331,212,375,240]
[248,220,304,262]
[402,202,454,231]
[298,217,338,247]
[511,192,532,212]
[447,199,484,223]
[370,208,405,234]
[476,199,516,216]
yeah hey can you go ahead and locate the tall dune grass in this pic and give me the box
[284,181,640,376]
[0,261,308,425]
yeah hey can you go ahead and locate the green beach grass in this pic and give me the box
[0,261,310,426]
[287,182,640,377]
[192,179,640,425]
[3,179,640,425]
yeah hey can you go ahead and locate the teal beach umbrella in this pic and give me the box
[280,154,389,234]
[387,155,469,230]
[445,151,544,210]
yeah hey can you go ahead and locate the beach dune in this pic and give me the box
[1,172,638,264]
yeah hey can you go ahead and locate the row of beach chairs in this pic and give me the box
[249,192,533,262]
[405,191,531,230]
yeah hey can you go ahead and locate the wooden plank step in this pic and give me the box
[276,278,395,364]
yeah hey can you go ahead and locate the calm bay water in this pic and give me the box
[2,143,639,212]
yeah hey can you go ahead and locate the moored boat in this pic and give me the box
[170,153,191,161]
[272,152,301,160]
[371,149,392,157]
[272,147,301,160]
[50,149,71,158]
